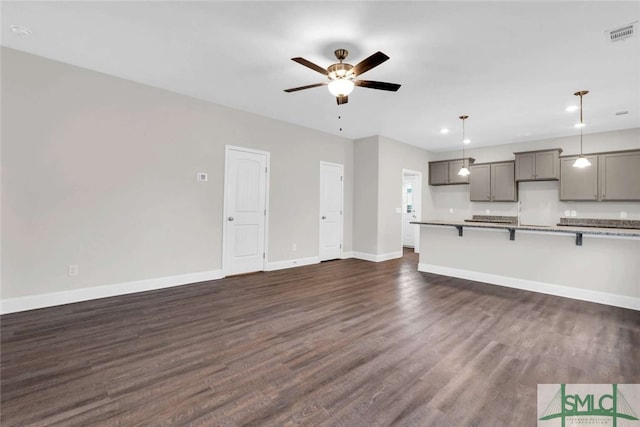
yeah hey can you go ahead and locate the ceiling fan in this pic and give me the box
[284,49,401,105]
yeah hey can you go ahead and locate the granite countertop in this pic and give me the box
[410,219,640,238]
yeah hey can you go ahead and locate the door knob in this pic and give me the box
[228,217,234,221]
[321,216,326,219]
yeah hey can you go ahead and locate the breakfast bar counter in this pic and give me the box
[411,219,640,310]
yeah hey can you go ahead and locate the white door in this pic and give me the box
[402,171,421,250]
[319,162,343,261]
[224,146,268,275]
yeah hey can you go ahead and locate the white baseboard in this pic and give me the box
[353,251,403,263]
[0,269,224,314]
[340,251,354,259]
[265,256,320,271]
[418,263,640,311]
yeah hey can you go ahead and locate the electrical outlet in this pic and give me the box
[485,209,490,214]
[68,264,79,276]
[395,207,402,214]
[571,210,577,217]
[197,172,208,182]
[564,210,571,217]
[621,211,628,219]
[292,243,297,251]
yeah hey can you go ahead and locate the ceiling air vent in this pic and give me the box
[607,22,637,43]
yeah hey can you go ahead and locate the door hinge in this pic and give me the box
[264,209,266,216]
[340,210,342,215]
[340,244,342,249]
[263,252,265,259]
[340,176,343,182]
[265,167,268,173]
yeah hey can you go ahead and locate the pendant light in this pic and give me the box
[572,90,591,168]
[458,115,470,176]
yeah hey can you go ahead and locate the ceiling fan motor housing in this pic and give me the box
[328,63,354,80]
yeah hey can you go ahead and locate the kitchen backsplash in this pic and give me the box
[428,180,640,225]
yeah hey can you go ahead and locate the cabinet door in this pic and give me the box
[448,159,470,184]
[469,164,491,201]
[429,162,449,185]
[560,155,599,201]
[599,151,640,201]
[515,153,535,181]
[491,162,517,201]
[535,151,559,180]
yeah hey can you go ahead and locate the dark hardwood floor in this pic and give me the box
[1,249,639,426]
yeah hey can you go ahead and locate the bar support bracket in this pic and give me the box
[508,228,516,241]
[455,226,463,237]
[576,233,583,246]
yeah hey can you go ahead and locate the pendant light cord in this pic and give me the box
[579,92,584,156]
[462,118,465,159]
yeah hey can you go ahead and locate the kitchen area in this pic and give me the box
[413,128,640,311]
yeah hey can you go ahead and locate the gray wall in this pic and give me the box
[353,136,379,255]
[377,136,432,254]
[1,47,353,299]
[353,135,432,256]
[429,128,640,224]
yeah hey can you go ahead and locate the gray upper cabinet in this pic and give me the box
[560,150,640,201]
[429,161,449,185]
[492,162,518,201]
[560,155,599,201]
[514,149,562,181]
[469,161,517,202]
[429,158,474,185]
[469,164,491,201]
[599,151,640,201]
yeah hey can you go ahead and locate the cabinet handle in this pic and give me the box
[602,194,605,199]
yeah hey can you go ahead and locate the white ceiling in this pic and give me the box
[2,1,639,151]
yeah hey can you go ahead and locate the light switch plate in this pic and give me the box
[571,210,577,217]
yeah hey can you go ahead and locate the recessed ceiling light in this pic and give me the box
[10,25,32,37]
[574,122,586,128]
[440,128,449,134]
[463,139,471,144]
[566,105,578,112]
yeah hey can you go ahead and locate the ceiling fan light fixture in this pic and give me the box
[328,78,355,97]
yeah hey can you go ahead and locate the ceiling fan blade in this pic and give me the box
[291,57,328,75]
[355,80,401,92]
[336,95,348,105]
[284,82,328,93]
[352,51,390,76]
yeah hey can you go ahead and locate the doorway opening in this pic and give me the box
[402,169,422,254]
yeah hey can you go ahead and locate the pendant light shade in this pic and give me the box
[572,90,591,168]
[458,115,470,176]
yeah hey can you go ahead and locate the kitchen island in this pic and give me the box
[411,219,640,310]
